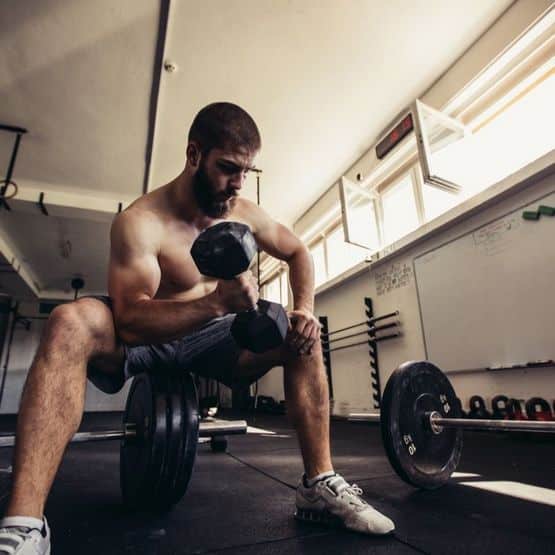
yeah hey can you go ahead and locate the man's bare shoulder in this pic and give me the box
[231,198,270,232]
[111,204,164,255]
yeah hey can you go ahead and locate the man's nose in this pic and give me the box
[229,171,247,190]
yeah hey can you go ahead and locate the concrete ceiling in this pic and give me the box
[0,0,514,300]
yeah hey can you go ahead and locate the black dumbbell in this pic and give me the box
[507,398,527,420]
[191,221,289,353]
[491,395,510,419]
[525,397,553,421]
[468,395,491,419]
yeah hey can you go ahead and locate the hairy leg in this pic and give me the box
[236,345,333,479]
[6,298,123,518]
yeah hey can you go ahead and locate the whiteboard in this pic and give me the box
[414,190,555,372]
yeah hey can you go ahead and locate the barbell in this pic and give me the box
[0,419,247,448]
[0,370,247,511]
[349,361,555,490]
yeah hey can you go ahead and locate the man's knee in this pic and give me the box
[46,299,116,353]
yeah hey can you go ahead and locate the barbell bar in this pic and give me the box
[0,419,248,448]
[348,411,555,432]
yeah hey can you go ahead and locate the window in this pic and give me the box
[421,182,460,222]
[463,66,555,196]
[264,275,281,304]
[309,240,327,288]
[339,177,380,250]
[416,64,555,200]
[325,225,368,280]
[341,20,553,256]
[280,271,289,308]
[415,100,466,192]
[380,173,420,246]
[263,270,289,307]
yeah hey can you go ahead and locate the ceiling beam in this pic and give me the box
[7,180,135,223]
[0,230,40,298]
[143,0,171,195]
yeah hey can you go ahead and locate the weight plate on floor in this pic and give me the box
[155,372,185,509]
[120,372,168,509]
[170,372,199,506]
[381,360,463,490]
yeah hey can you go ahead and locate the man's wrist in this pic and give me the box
[293,304,314,314]
[205,291,226,318]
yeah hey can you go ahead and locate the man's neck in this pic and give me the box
[165,171,213,229]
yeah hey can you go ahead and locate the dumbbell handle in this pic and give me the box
[0,419,248,448]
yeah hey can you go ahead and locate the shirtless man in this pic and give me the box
[0,103,394,554]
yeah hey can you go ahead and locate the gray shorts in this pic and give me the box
[87,296,266,394]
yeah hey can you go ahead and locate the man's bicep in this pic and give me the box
[108,252,161,308]
[107,212,161,319]
[255,219,304,261]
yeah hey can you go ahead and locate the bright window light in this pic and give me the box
[280,271,289,307]
[422,66,555,199]
[381,173,419,245]
[325,226,368,280]
[340,178,380,250]
[264,275,281,304]
[465,68,555,194]
[309,241,326,288]
[459,480,555,507]
[422,183,461,222]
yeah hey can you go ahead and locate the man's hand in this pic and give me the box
[214,271,259,314]
[286,308,322,355]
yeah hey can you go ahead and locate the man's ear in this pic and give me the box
[186,143,201,168]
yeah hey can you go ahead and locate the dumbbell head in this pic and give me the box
[231,299,289,353]
[191,221,257,279]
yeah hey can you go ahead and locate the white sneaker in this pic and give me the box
[0,517,51,554]
[295,473,395,535]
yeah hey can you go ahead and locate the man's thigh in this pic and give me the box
[94,309,283,391]
[124,314,245,388]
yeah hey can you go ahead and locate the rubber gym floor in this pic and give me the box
[0,411,553,554]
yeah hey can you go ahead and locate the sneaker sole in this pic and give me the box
[295,507,395,536]
[294,507,343,527]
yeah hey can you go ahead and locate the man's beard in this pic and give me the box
[192,163,234,218]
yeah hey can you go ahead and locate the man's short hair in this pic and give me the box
[188,102,261,154]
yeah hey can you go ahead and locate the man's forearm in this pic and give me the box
[115,293,225,346]
[288,247,315,312]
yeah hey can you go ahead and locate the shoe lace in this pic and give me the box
[0,526,34,554]
[345,483,363,497]
[325,476,367,506]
